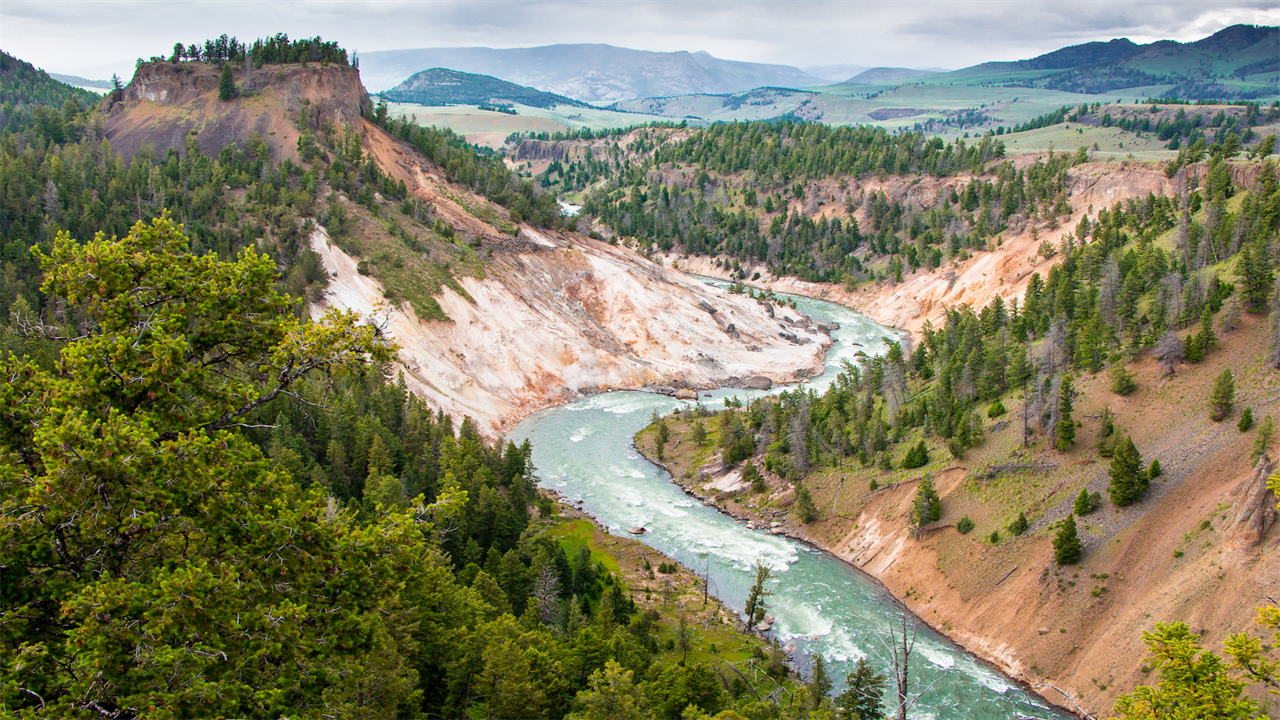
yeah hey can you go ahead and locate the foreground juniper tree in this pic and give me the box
[0,216,479,717]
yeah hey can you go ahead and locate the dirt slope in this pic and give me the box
[659,313,1279,716]
[311,221,830,437]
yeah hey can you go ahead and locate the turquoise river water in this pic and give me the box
[509,285,1072,720]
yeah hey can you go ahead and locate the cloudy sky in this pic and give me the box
[3,0,1278,80]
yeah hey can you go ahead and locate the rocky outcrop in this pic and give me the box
[105,61,370,162]
[1227,454,1277,547]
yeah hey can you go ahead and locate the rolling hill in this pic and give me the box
[844,67,937,84]
[384,67,590,109]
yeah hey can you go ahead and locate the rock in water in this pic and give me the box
[628,526,646,535]
[744,375,772,390]
[675,388,697,400]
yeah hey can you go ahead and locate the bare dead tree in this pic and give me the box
[532,562,561,627]
[1155,330,1185,376]
[876,608,949,720]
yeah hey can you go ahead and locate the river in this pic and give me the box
[509,285,1072,719]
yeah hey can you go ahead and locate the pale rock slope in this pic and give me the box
[311,225,829,436]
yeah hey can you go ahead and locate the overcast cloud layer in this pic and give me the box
[3,0,1278,81]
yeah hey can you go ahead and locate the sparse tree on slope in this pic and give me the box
[1053,514,1082,565]
[913,476,941,526]
[1054,374,1076,452]
[1210,368,1236,422]
[218,62,237,101]
[1109,436,1147,506]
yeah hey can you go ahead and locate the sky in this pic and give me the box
[2,0,1278,80]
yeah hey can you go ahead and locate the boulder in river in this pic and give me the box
[744,375,772,390]
[627,526,646,535]
[674,388,697,400]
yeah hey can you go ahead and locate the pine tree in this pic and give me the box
[913,476,941,526]
[900,439,929,469]
[1054,374,1076,452]
[218,62,237,101]
[1254,415,1275,461]
[795,484,818,523]
[809,652,833,708]
[1108,436,1146,506]
[1008,511,1029,536]
[1053,514,1082,565]
[1239,407,1255,432]
[1109,363,1137,395]
[1209,369,1235,422]
[691,420,707,445]
[1073,488,1095,515]
[836,658,887,720]
[1239,240,1276,313]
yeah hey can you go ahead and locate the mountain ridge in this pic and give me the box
[357,43,830,102]
[384,67,591,109]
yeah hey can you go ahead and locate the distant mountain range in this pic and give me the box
[384,68,590,109]
[363,25,1276,114]
[47,72,113,90]
[357,44,831,102]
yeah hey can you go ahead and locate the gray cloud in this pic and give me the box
[2,0,1276,80]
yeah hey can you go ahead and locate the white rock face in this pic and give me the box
[310,226,829,436]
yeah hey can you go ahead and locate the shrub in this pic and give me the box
[1147,458,1162,479]
[1239,407,1255,432]
[795,484,818,524]
[900,440,929,469]
[956,516,975,534]
[1109,364,1138,395]
[988,530,1000,544]
[1073,488,1098,516]
[988,400,1007,418]
[1008,512,1029,536]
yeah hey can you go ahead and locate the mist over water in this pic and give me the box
[509,286,1071,719]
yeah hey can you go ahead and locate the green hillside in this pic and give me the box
[912,24,1279,100]
[385,67,591,109]
[0,50,102,107]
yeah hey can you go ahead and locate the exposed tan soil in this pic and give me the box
[654,313,1280,716]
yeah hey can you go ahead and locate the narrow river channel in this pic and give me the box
[509,284,1072,720]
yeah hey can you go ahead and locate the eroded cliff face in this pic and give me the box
[105,61,369,161]
[311,223,830,437]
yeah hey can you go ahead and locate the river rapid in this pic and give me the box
[509,285,1072,720]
